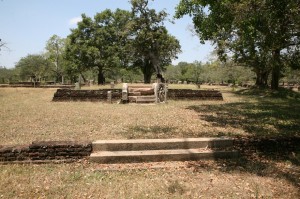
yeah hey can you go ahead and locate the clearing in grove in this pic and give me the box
[0,85,299,198]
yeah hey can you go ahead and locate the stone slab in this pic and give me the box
[90,148,238,163]
[92,138,234,152]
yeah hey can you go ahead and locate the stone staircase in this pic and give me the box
[89,138,238,163]
[127,85,156,103]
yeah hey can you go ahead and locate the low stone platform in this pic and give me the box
[52,89,122,102]
[90,138,238,163]
[1,137,299,164]
[52,88,223,102]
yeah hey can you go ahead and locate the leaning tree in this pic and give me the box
[129,0,181,83]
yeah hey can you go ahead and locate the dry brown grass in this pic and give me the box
[1,85,300,198]
[0,160,299,198]
[0,86,247,145]
[1,85,299,144]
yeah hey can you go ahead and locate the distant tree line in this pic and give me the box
[1,0,181,85]
[1,0,300,88]
[165,60,256,85]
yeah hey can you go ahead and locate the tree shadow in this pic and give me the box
[186,96,300,137]
[188,154,300,192]
[186,89,300,190]
[124,125,177,139]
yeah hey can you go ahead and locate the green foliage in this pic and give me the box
[15,54,53,81]
[119,68,143,83]
[175,0,300,90]
[65,9,131,84]
[0,66,18,83]
[165,65,181,82]
[282,68,300,85]
[129,0,181,83]
[165,60,255,84]
[64,2,181,84]
[45,35,66,83]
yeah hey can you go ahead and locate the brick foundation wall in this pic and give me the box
[234,137,300,157]
[52,89,122,102]
[168,89,223,100]
[0,141,92,162]
[0,84,75,88]
[52,89,223,101]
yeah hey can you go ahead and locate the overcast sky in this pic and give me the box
[0,0,214,68]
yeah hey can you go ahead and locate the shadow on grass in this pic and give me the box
[187,88,300,190]
[187,91,300,137]
[189,153,300,191]
[124,125,177,139]
[236,87,300,99]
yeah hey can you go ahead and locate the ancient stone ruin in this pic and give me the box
[52,83,223,102]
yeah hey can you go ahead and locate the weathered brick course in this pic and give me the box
[0,141,92,163]
[52,88,223,101]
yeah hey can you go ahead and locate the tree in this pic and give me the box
[0,66,18,84]
[175,0,300,90]
[45,35,66,83]
[65,9,131,85]
[15,54,52,82]
[165,64,181,82]
[129,0,181,83]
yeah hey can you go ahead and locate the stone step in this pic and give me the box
[92,138,234,152]
[128,96,138,102]
[136,96,156,103]
[128,95,156,103]
[128,92,141,96]
[89,148,238,163]
[128,88,154,95]
[128,85,153,88]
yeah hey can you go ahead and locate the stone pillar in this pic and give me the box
[122,83,128,103]
[164,83,168,103]
[75,82,81,90]
[152,83,159,103]
[110,82,115,89]
[107,91,112,103]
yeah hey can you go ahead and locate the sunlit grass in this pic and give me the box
[1,86,299,145]
[0,160,299,198]
[1,86,300,198]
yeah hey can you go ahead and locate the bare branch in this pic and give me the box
[0,38,10,52]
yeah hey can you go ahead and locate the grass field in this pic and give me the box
[0,85,299,145]
[0,85,300,198]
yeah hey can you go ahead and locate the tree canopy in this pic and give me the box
[15,54,52,81]
[175,0,300,89]
[129,0,181,83]
[65,9,130,84]
[45,35,66,83]
[64,0,181,84]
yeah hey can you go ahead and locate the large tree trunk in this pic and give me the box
[143,71,152,84]
[97,66,105,85]
[255,70,269,87]
[80,73,87,83]
[271,50,281,90]
[142,61,153,83]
